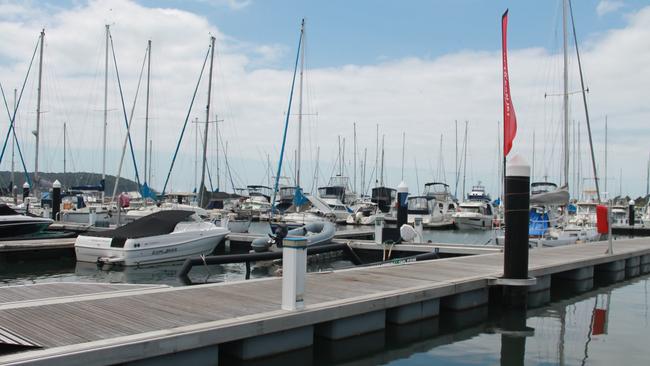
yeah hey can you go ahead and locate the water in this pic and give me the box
[0,223,496,287]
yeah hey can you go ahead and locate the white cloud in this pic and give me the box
[195,0,252,11]
[1,0,650,198]
[597,0,624,16]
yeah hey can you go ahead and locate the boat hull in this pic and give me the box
[0,220,53,238]
[75,229,229,266]
[454,215,492,230]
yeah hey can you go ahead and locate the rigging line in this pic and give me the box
[569,0,600,202]
[270,19,303,212]
[0,37,40,173]
[0,84,32,187]
[196,120,215,192]
[111,44,148,202]
[161,44,211,195]
[109,33,142,191]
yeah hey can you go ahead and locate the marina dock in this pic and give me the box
[1,238,649,365]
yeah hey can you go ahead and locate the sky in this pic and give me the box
[0,0,649,199]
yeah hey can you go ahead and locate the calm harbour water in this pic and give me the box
[0,223,496,287]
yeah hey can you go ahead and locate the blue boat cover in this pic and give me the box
[529,209,549,236]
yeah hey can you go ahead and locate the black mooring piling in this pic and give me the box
[503,156,531,309]
[629,199,635,227]
[22,182,30,201]
[396,181,408,228]
[52,180,61,220]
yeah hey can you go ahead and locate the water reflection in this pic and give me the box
[222,274,649,366]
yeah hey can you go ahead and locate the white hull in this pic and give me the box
[454,215,492,230]
[75,227,229,266]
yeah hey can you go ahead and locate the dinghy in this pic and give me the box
[251,221,336,252]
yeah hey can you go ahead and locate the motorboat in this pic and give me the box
[407,183,457,229]
[278,194,337,226]
[212,211,252,233]
[318,175,357,205]
[453,201,495,230]
[75,210,229,266]
[453,185,495,230]
[0,204,53,238]
[251,221,336,252]
[346,201,384,225]
[320,198,351,223]
[123,202,209,224]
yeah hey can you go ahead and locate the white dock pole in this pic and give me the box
[89,207,97,226]
[282,237,307,311]
[374,216,384,244]
[414,217,424,242]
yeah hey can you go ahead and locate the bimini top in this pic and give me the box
[84,210,194,239]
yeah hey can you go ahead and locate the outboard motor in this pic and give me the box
[272,224,289,247]
[251,224,288,252]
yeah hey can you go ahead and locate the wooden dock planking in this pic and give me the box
[0,283,164,305]
[0,238,649,365]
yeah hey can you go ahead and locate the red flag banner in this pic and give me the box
[502,9,517,156]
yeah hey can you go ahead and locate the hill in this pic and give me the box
[0,171,143,194]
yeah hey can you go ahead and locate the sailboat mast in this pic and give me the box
[194,117,198,191]
[462,121,468,200]
[380,135,385,186]
[568,0,600,201]
[353,122,357,194]
[645,154,650,196]
[144,40,151,185]
[296,19,305,188]
[148,139,152,184]
[216,114,220,191]
[11,88,16,190]
[362,148,367,195]
[562,0,570,187]
[102,24,109,201]
[375,124,379,185]
[401,132,405,181]
[605,115,609,198]
[63,122,67,174]
[646,152,649,196]
[454,120,458,197]
[198,36,216,205]
[35,29,44,188]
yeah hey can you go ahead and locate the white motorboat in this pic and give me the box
[453,185,495,230]
[320,198,351,223]
[453,201,495,230]
[123,202,209,223]
[75,210,229,266]
[346,201,383,225]
[407,185,457,229]
[0,204,53,238]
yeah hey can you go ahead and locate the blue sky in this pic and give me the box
[137,0,647,68]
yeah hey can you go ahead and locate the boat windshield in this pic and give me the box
[408,197,430,212]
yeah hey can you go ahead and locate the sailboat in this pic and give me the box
[529,0,600,247]
[270,19,337,228]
